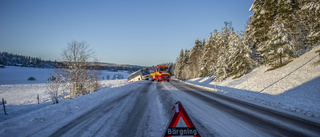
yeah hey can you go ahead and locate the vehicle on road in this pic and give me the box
[150,66,170,82]
[127,68,150,82]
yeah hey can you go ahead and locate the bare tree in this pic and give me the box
[47,69,65,103]
[61,40,100,98]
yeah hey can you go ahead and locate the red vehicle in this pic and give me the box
[150,66,171,82]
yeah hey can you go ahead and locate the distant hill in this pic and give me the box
[98,62,146,72]
[0,52,56,68]
[0,52,145,72]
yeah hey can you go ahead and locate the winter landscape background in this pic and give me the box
[0,0,320,136]
[0,45,319,136]
[175,1,320,83]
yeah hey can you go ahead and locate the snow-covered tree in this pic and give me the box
[270,21,296,66]
[212,22,234,82]
[174,49,185,79]
[61,41,100,98]
[199,30,220,77]
[228,32,255,79]
[180,49,190,80]
[173,0,319,82]
[247,0,317,67]
[301,1,320,45]
[187,39,203,78]
[247,0,277,50]
[0,52,56,68]
[174,22,256,81]
[47,69,65,103]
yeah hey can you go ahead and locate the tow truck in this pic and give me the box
[150,66,171,82]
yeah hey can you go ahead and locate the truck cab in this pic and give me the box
[150,66,171,82]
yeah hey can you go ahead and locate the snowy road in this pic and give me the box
[168,80,320,136]
[26,80,320,137]
[43,82,154,137]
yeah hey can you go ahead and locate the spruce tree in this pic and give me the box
[228,32,255,78]
[174,49,184,79]
[213,23,233,82]
[188,39,203,78]
[301,1,320,45]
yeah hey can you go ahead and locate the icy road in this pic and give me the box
[24,80,320,137]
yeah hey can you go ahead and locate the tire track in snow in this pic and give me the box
[116,82,152,136]
[160,81,216,137]
[169,79,320,136]
[48,90,133,137]
[48,82,151,137]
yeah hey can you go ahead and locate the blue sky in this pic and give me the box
[0,0,253,66]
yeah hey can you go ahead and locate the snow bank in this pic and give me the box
[185,46,320,117]
[0,66,130,122]
[0,80,140,136]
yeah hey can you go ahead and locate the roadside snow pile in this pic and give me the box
[0,81,144,136]
[99,79,128,88]
[186,46,320,118]
[0,66,130,122]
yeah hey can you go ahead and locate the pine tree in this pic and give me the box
[188,39,203,78]
[228,32,255,78]
[248,0,276,46]
[199,30,219,77]
[213,22,233,82]
[301,1,320,45]
[248,0,279,65]
[181,49,190,80]
[265,20,296,66]
[174,49,185,79]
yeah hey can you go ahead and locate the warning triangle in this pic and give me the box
[176,117,187,127]
[163,101,201,137]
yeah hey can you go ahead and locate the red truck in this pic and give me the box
[150,66,171,82]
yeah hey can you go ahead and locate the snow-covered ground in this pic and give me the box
[0,54,320,136]
[2,80,318,136]
[185,45,320,118]
[0,47,319,136]
[0,81,141,136]
[0,66,130,123]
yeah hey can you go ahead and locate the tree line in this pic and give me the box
[0,52,56,68]
[0,52,143,72]
[175,0,320,82]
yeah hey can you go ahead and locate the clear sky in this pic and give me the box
[0,0,253,66]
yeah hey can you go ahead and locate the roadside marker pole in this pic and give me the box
[2,98,7,115]
[37,94,40,104]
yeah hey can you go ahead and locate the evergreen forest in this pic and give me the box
[174,0,320,81]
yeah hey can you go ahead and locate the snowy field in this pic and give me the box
[0,66,130,122]
[185,45,320,118]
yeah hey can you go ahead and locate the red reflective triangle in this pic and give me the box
[164,101,201,137]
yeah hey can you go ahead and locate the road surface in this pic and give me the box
[32,80,320,137]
